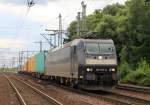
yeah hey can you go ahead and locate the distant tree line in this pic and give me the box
[67,0,150,86]
[68,0,150,67]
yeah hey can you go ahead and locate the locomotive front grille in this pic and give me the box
[78,66,117,86]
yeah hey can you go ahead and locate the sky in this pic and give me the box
[0,0,127,67]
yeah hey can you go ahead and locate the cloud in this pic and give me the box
[0,0,127,25]
[0,38,25,49]
[0,0,50,6]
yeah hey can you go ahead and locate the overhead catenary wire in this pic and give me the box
[0,0,36,68]
[0,0,120,68]
[13,0,36,39]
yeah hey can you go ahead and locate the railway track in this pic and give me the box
[16,74,97,105]
[101,89,150,105]
[4,74,27,105]
[116,84,150,94]
[39,82,150,105]
[16,73,150,105]
[16,75,137,105]
[59,85,150,105]
[38,80,150,105]
[4,74,63,105]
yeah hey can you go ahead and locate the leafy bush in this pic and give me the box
[118,61,131,79]
[120,59,150,86]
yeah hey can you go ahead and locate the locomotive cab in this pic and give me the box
[77,39,118,89]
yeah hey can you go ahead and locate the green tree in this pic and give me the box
[67,0,150,67]
[126,0,150,65]
[67,21,78,40]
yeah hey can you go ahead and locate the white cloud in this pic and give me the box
[0,0,128,67]
[0,3,26,18]
[0,0,127,29]
[0,0,50,6]
[0,38,25,49]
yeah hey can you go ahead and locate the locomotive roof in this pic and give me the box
[73,39,114,44]
[49,39,114,52]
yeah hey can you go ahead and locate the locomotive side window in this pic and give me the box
[85,43,100,54]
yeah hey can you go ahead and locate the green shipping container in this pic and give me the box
[35,51,48,73]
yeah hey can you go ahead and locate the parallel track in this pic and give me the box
[57,85,134,105]
[116,84,150,94]
[17,75,134,105]
[38,81,150,105]
[4,74,64,105]
[16,74,150,105]
[4,74,27,105]
[16,75,96,105]
[101,89,150,105]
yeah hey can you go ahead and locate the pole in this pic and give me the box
[19,52,21,71]
[58,14,62,45]
[27,50,29,71]
[21,51,24,71]
[45,29,67,47]
[40,41,42,52]
[34,41,43,52]
[49,35,51,49]
[81,1,87,33]
[77,12,81,36]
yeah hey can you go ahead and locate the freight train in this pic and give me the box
[20,39,118,90]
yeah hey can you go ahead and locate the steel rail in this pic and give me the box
[102,89,150,105]
[15,74,97,105]
[3,74,27,105]
[116,84,150,94]
[57,85,132,105]
[40,81,150,105]
[15,74,139,105]
[25,78,132,105]
[14,77,64,105]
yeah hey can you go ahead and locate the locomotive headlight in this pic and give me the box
[87,68,90,72]
[112,68,115,72]
[98,56,103,60]
[87,68,93,72]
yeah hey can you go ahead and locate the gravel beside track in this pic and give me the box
[116,84,150,94]
[0,73,21,105]
[114,86,150,101]
[15,74,115,105]
[5,73,63,105]
[4,75,27,105]
[9,73,150,105]
[102,90,150,105]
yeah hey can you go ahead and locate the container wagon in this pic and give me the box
[19,51,47,76]
[33,51,48,78]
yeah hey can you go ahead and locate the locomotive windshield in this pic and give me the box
[100,44,115,54]
[86,43,99,54]
[85,43,115,54]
